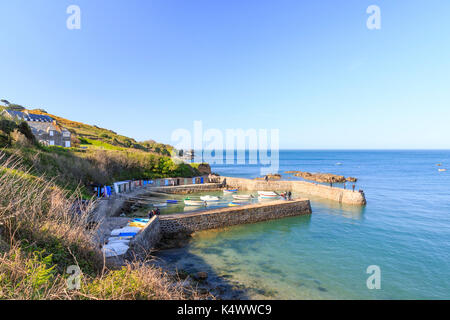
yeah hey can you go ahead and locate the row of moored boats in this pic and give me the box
[183,190,281,207]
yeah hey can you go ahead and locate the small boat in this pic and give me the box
[232,194,253,200]
[132,218,149,223]
[184,199,207,206]
[257,191,279,199]
[438,169,447,172]
[128,222,146,228]
[166,199,178,204]
[336,162,343,166]
[223,189,238,194]
[228,201,250,207]
[153,203,167,207]
[200,195,220,201]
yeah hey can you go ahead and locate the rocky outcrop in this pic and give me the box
[196,163,212,175]
[285,171,358,183]
[285,171,346,183]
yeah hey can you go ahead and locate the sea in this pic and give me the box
[155,150,450,299]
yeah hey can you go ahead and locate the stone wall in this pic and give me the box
[149,183,223,194]
[128,216,161,258]
[219,176,366,206]
[159,199,311,236]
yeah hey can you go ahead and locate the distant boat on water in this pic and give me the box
[438,169,447,172]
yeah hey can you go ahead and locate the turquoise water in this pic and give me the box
[157,150,450,299]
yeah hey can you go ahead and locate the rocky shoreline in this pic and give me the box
[285,171,357,183]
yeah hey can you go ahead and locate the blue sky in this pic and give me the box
[0,0,449,149]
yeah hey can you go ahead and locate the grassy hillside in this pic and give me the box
[0,104,204,198]
[0,102,207,300]
[0,152,204,300]
[28,109,173,155]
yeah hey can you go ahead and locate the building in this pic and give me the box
[0,110,71,147]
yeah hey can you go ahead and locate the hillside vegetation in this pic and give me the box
[0,103,203,197]
[0,152,203,299]
[0,102,207,300]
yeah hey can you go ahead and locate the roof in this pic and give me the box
[27,122,59,135]
[2,109,53,122]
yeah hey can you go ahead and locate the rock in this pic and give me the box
[196,163,212,175]
[195,271,208,281]
[177,269,190,280]
[285,170,356,184]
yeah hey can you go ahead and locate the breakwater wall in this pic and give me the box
[159,199,311,236]
[219,177,366,206]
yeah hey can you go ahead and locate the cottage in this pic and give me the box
[1,110,71,147]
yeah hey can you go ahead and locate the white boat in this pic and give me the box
[200,195,220,201]
[257,191,279,199]
[228,201,250,207]
[153,203,167,207]
[184,199,207,206]
[232,194,253,200]
[438,169,447,172]
[223,189,238,194]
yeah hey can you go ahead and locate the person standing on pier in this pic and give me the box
[288,191,292,200]
[265,175,269,182]
[352,184,355,192]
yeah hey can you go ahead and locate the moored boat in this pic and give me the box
[153,202,167,207]
[200,195,220,201]
[228,201,250,207]
[232,194,253,200]
[184,199,207,206]
[223,189,238,194]
[257,191,279,199]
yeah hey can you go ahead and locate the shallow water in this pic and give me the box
[155,150,450,299]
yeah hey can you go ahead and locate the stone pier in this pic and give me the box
[219,176,366,205]
[159,199,311,236]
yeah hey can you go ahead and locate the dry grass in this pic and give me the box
[0,151,205,300]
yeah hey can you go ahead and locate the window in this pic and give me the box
[49,140,55,146]
[49,130,54,136]
[65,141,71,148]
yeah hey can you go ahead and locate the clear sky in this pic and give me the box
[0,0,449,149]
